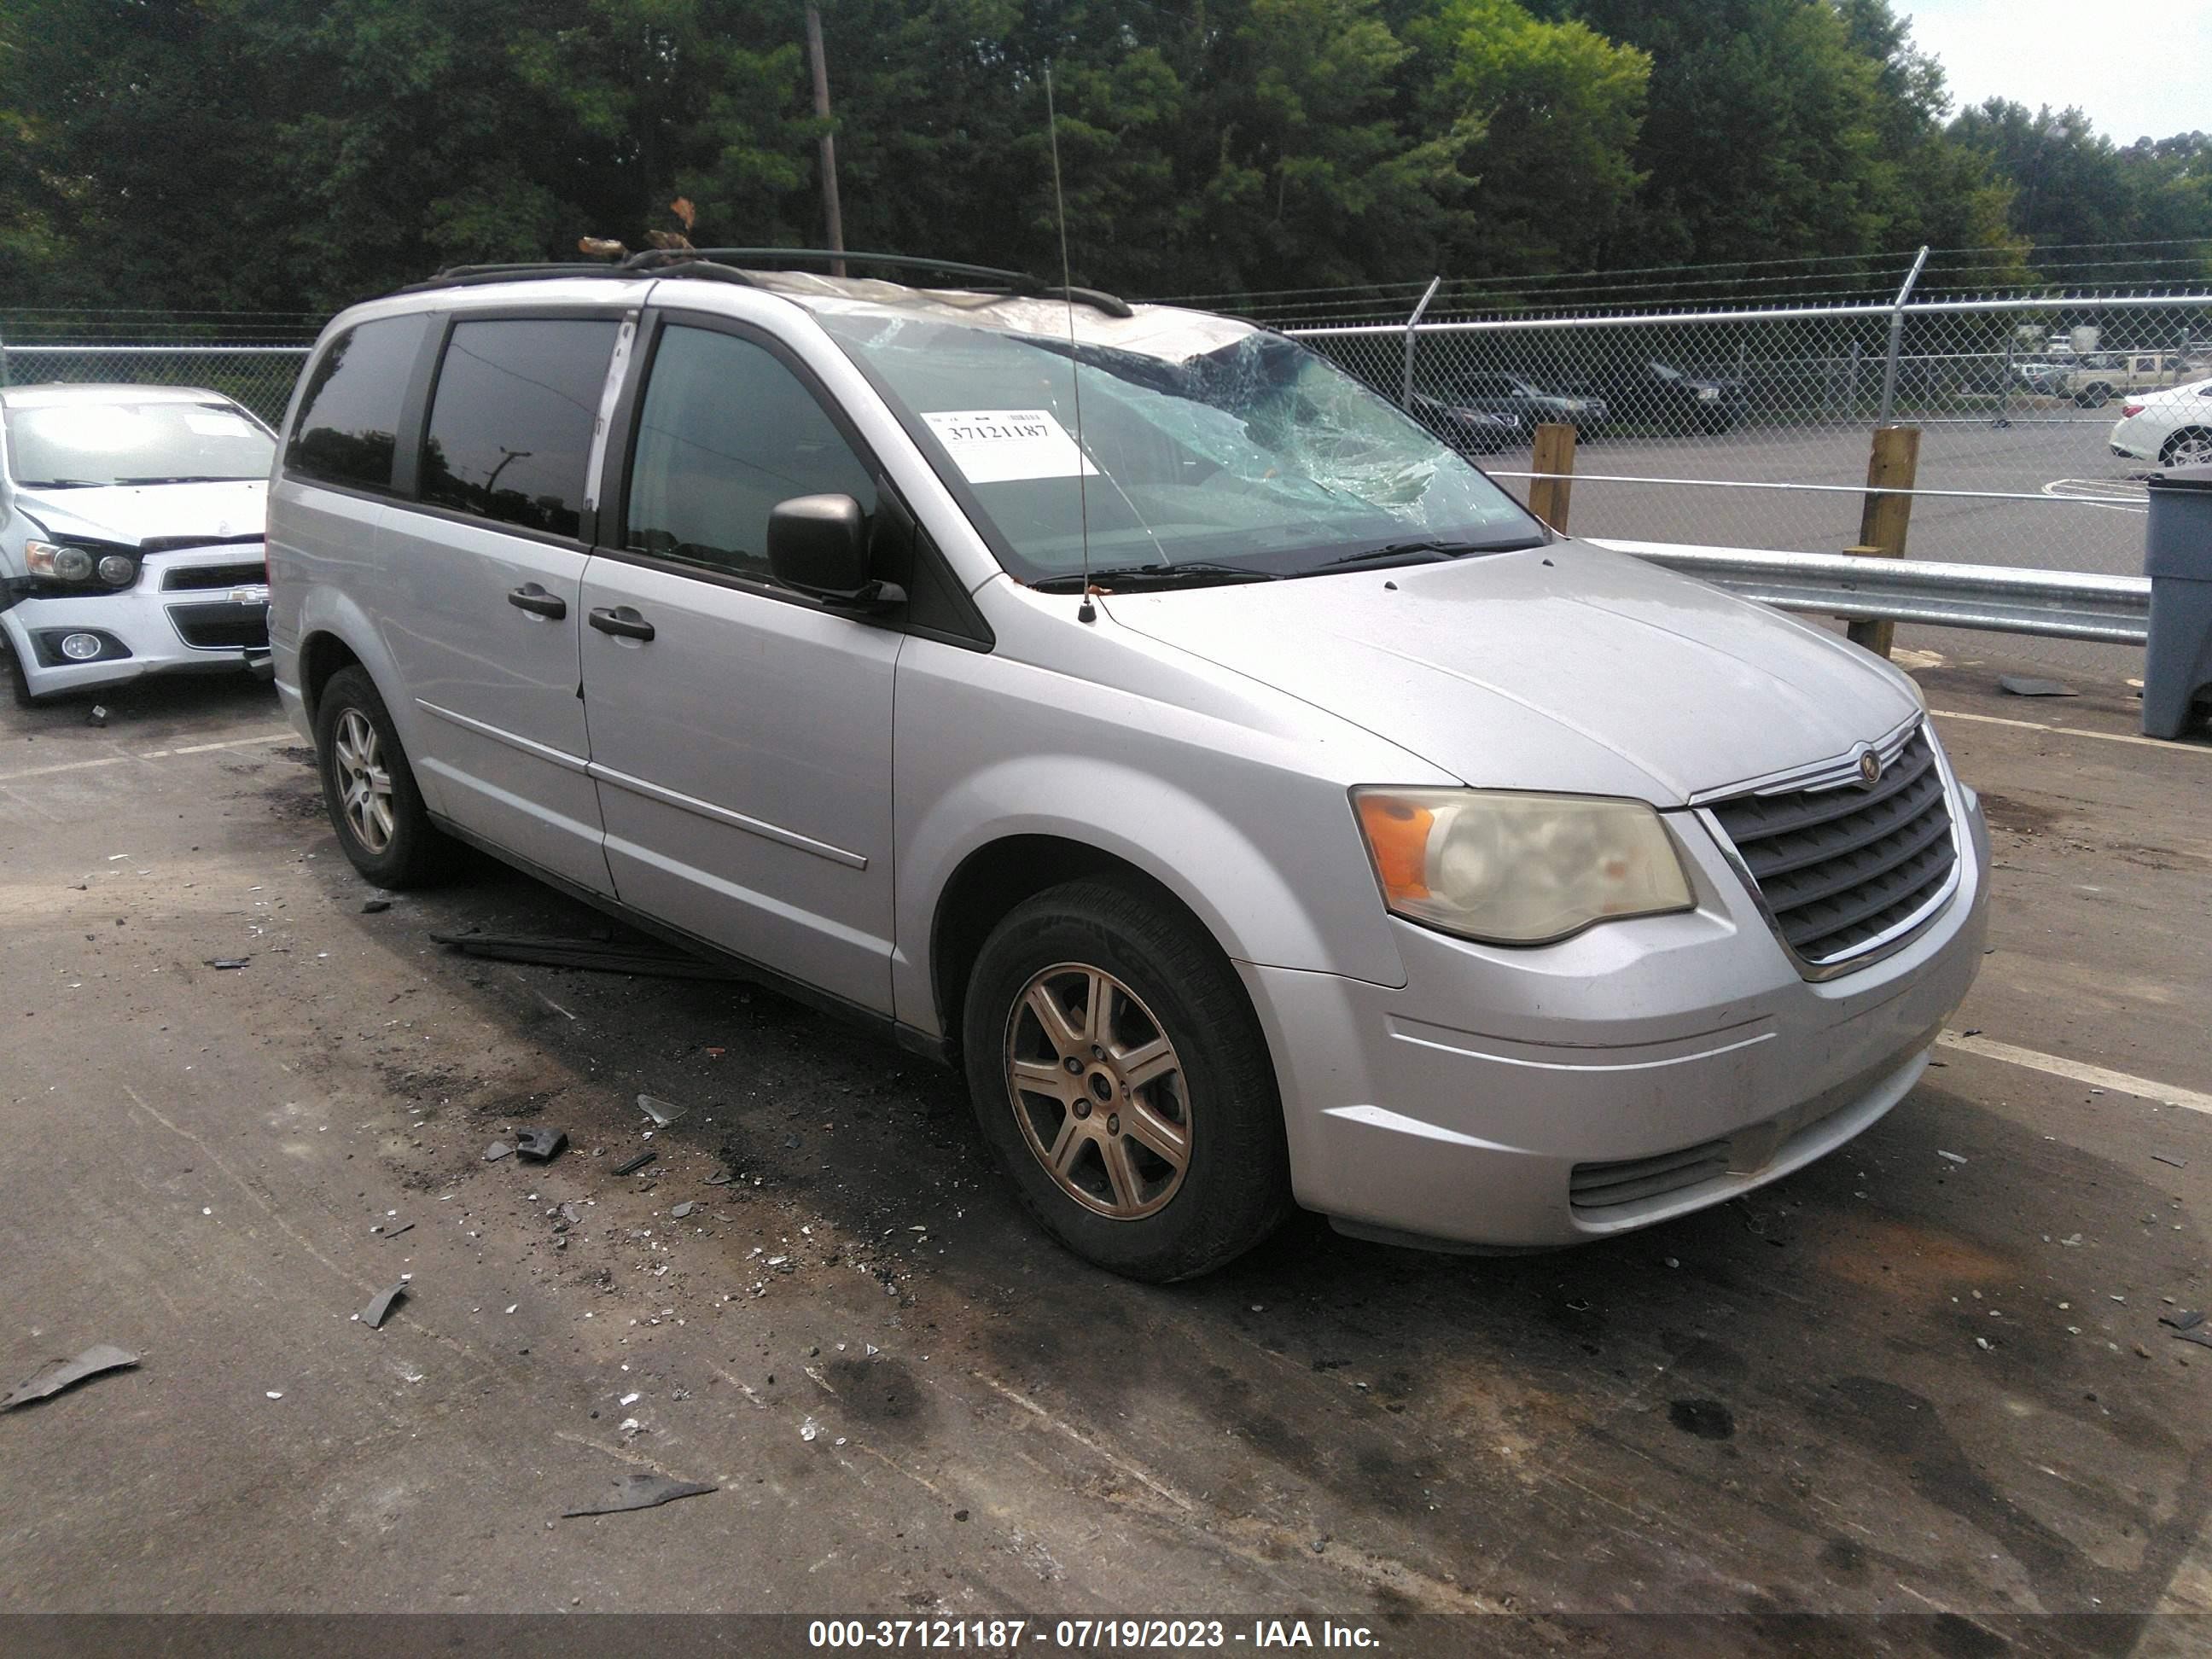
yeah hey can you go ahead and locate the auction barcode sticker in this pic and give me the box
[920,410,1097,484]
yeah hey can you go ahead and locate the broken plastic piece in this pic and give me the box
[359,1283,408,1329]
[2173,1325,2212,1351]
[671,1202,695,1220]
[2160,1308,2206,1331]
[637,1094,688,1128]
[431,930,741,981]
[204,958,250,970]
[562,1471,716,1517]
[3,1344,139,1410]
[1997,675,2075,697]
[383,1221,415,1240]
[703,1168,734,1186]
[515,1128,568,1162]
[361,898,392,914]
[613,1151,656,1176]
[2151,1152,2187,1169]
[484,1141,513,1162]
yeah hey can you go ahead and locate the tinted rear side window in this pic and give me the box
[287,313,433,491]
[421,318,618,539]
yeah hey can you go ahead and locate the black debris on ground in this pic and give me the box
[3,1345,140,1411]
[429,930,741,981]
[358,1284,407,1330]
[514,1128,567,1162]
[612,1151,656,1177]
[561,1471,716,1518]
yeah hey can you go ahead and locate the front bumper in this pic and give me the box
[1242,781,1990,1250]
[2,546,271,698]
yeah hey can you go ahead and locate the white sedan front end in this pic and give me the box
[1,384,276,701]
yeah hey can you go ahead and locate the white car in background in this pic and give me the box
[1,383,275,702]
[2108,375,2212,469]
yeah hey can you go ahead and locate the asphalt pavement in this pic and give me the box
[1,661,2208,1648]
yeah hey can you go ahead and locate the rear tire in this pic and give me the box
[2161,428,2212,469]
[961,876,1293,1282]
[2075,383,2112,408]
[313,665,457,888]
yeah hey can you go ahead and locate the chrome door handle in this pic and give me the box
[507,584,567,620]
[587,606,655,642]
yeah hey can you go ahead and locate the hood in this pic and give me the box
[12,480,267,550]
[1100,540,1920,805]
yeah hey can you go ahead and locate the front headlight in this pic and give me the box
[1353,788,1695,945]
[26,539,96,581]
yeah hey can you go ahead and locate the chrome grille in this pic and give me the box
[1708,726,1956,969]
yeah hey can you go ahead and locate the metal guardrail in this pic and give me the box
[1590,538,2151,645]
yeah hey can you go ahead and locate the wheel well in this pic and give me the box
[297,632,363,726]
[929,835,1220,1056]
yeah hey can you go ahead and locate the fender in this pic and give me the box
[893,753,1414,1040]
[284,583,453,819]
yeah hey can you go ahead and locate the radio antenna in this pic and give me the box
[1044,64,1096,624]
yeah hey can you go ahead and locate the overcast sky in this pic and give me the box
[1901,0,2212,143]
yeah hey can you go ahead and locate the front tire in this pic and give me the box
[313,665,456,888]
[962,876,1292,1282]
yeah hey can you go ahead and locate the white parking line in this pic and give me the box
[1930,708,2212,756]
[0,730,298,785]
[1938,1030,2212,1117]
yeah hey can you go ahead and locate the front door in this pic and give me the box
[379,314,625,894]
[579,317,901,1013]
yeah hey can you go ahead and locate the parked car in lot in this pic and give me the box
[270,252,1988,1279]
[1580,361,1748,434]
[2108,375,2212,468]
[1,384,274,702]
[2050,351,2192,407]
[1420,370,1607,435]
[1406,393,1520,454]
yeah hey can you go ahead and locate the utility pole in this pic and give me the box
[805,5,847,276]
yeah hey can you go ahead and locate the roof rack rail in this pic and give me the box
[633,248,1133,317]
[395,261,651,294]
[399,248,1133,317]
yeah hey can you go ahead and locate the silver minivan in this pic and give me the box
[269,253,1988,1280]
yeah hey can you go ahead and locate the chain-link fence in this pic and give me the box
[1273,283,2212,588]
[0,343,312,428]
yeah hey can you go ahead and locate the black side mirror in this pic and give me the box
[766,494,905,610]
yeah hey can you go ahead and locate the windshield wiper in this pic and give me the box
[114,474,260,485]
[1318,536,1545,572]
[20,478,104,489]
[1031,562,1281,593]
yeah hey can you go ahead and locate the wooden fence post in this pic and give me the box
[1847,424,1919,658]
[1528,421,1577,533]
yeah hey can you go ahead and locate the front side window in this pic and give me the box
[814,309,1540,582]
[623,325,874,582]
[421,318,619,538]
[9,399,274,489]
[288,313,432,491]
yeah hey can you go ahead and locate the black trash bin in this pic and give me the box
[2143,463,2212,738]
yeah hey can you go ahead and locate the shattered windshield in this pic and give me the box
[810,310,1542,581]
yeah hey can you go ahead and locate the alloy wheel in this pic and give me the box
[1004,963,1191,1220]
[333,707,395,853]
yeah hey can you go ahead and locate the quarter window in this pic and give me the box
[623,326,874,582]
[287,313,433,491]
[421,318,619,538]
